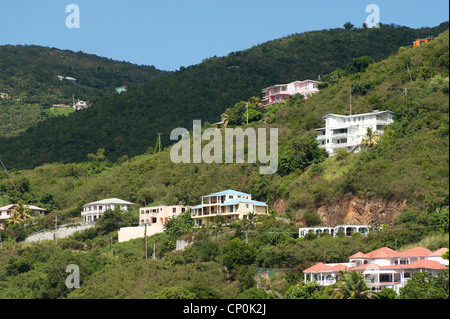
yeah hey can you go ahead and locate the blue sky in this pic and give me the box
[0,0,448,71]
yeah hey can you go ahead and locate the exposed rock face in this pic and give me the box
[273,198,287,215]
[316,195,406,226]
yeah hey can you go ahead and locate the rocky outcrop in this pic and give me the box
[273,198,287,215]
[316,195,406,226]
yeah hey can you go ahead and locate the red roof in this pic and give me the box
[429,248,449,256]
[349,252,368,258]
[406,259,446,270]
[304,262,349,273]
[365,247,399,258]
[397,246,432,257]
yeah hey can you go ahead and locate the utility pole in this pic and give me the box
[157,133,162,152]
[246,102,249,125]
[349,87,352,116]
[152,242,156,259]
[144,224,148,259]
[401,88,408,109]
[406,64,412,82]
[55,214,58,246]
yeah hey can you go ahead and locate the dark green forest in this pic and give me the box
[1,22,448,169]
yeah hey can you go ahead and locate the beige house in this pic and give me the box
[0,204,49,228]
[191,189,268,227]
[139,205,190,226]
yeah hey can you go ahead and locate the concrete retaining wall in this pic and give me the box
[25,224,95,242]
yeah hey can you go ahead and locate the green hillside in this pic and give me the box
[1,22,448,169]
[0,27,448,301]
[0,45,166,137]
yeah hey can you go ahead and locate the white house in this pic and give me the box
[299,224,371,238]
[139,205,191,226]
[315,110,394,156]
[73,100,88,110]
[191,189,268,227]
[262,80,320,106]
[304,246,448,294]
[81,198,134,223]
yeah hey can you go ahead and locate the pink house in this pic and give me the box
[303,246,448,294]
[261,79,320,106]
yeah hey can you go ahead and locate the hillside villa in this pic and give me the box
[262,79,320,106]
[303,246,449,294]
[139,205,191,226]
[0,203,48,229]
[315,110,394,156]
[413,36,435,47]
[81,198,134,223]
[191,189,268,227]
[73,100,88,110]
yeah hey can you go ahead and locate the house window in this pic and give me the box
[152,218,157,223]
[173,208,177,213]
[230,206,234,213]
[246,204,249,208]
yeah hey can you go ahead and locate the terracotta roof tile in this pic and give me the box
[398,246,432,257]
[365,247,399,258]
[349,252,368,258]
[429,248,449,256]
[406,259,447,270]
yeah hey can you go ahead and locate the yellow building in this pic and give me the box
[191,189,268,227]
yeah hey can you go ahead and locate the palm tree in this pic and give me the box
[220,111,229,128]
[360,127,381,150]
[8,200,33,225]
[212,214,226,233]
[246,211,257,229]
[247,96,263,108]
[331,271,378,299]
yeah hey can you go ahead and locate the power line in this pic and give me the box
[0,158,21,199]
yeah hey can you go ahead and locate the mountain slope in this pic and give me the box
[0,45,167,136]
[0,22,448,169]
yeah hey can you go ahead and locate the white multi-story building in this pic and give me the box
[303,246,448,294]
[81,198,134,222]
[191,189,268,227]
[262,80,320,106]
[315,110,394,156]
[139,205,191,226]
